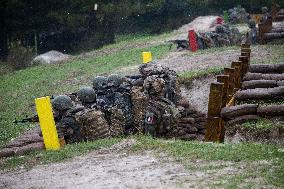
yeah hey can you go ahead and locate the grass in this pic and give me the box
[0,36,171,147]
[0,32,284,188]
[1,135,283,188]
[242,118,284,130]
[132,135,284,188]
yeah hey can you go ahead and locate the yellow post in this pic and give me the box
[142,51,152,64]
[35,96,60,150]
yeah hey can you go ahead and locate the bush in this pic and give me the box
[6,44,35,70]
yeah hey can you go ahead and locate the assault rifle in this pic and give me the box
[13,115,39,124]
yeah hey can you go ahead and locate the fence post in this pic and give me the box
[231,61,242,89]
[224,68,235,97]
[239,56,249,78]
[217,75,229,108]
[205,82,224,142]
[241,44,250,48]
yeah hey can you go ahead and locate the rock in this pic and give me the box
[32,50,71,65]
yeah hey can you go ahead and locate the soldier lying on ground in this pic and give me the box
[16,62,206,144]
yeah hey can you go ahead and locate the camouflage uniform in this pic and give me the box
[52,95,82,143]
[108,74,134,134]
[260,7,270,23]
[247,20,257,45]
[144,98,180,137]
[75,109,110,141]
[131,86,149,132]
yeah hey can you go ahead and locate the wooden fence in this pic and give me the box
[204,44,251,143]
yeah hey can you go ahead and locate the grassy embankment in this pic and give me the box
[0,33,284,187]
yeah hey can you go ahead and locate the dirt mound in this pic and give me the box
[170,16,220,40]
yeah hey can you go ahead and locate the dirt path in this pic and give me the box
[0,139,274,189]
[0,152,189,189]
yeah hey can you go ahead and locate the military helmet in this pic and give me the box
[93,76,108,91]
[248,20,256,28]
[77,87,96,103]
[107,74,123,87]
[52,95,73,111]
[261,7,268,13]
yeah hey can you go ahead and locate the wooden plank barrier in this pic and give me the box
[231,61,242,89]
[205,46,251,143]
[224,68,235,97]
[217,75,229,108]
[205,82,224,142]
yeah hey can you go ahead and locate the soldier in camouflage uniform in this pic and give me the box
[92,75,125,136]
[215,25,231,47]
[139,63,180,137]
[260,7,270,23]
[107,74,133,134]
[247,19,257,45]
[52,95,82,143]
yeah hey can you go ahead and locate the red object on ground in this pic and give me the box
[216,17,224,25]
[188,30,198,52]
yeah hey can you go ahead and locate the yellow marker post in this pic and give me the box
[142,51,152,64]
[35,96,60,150]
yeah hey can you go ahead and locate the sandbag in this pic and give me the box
[249,63,284,73]
[242,80,278,89]
[221,104,258,120]
[179,118,195,124]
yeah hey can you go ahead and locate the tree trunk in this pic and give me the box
[249,63,284,73]
[243,73,284,81]
[235,87,284,100]
[257,105,284,116]
[226,115,259,126]
[0,24,8,60]
[220,104,258,120]
[242,80,278,89]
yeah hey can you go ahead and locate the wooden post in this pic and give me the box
[217,75,229,108]
[35,96,61,150]
[258,19,273,44]
[142,52,152,64]
[271,2,277,22]
[241,48,251,54]
[241,52,250,63]
[224,68,235,96]
[205,82,224,142]
[239,56,249,77]
[231,61,242,89]
[241,44,250,48]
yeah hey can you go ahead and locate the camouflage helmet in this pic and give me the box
[93,76,108,91]
[216,25,229,34]
[107,74,123,87]
[248,20,256,28]
[52,95,73,111]
[77,87,96,103]
[261,7,268,13]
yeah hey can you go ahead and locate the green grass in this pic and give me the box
[243,118,284,130]
[0,38,170,146]
[132,135,284,188]
[0,137,122,170]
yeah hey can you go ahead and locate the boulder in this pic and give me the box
[32,50,71,65]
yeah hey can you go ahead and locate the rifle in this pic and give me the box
[13,115,39,124]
